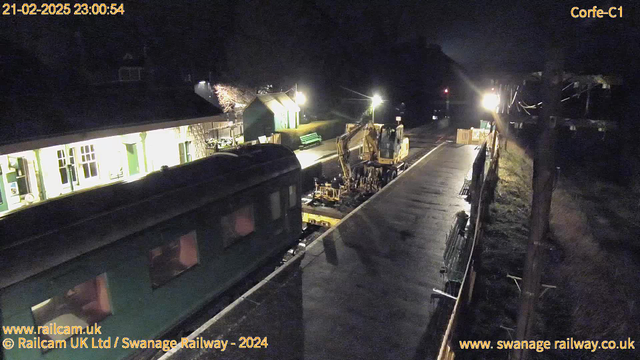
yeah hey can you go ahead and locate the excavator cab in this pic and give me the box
[378,124,408,164]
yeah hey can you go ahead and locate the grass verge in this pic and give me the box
[457,140,640,360]
[457,143,533,360]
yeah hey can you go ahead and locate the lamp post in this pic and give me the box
[482,93,500,112]
[444,88,450,116]
[371,94,382,123]
[294,83,306,126]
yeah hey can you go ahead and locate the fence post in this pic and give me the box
[469,143,486,234]
[513,45,563,360]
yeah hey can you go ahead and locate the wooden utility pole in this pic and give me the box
[512,45,564,360]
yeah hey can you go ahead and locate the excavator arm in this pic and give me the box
[336,122,365,188]
[336,119,379,189]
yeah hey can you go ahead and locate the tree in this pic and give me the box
[213,83,256,115]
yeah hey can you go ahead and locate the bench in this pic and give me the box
[299,132,322,149]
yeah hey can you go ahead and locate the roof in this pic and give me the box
[0,83,222,150]
[251,92,300,114]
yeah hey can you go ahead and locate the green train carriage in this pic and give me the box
[0,144,301,360]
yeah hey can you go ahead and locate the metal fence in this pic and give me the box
[438,130,501,360]
[443,211,470,283]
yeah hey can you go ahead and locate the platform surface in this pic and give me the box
[164,143,477,360]
[294,129,363,169]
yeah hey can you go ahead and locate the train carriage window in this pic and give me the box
[31,274,111,343]
[288,185,297,208]
[149,231,199,288]
[269,191,281,220]
[221,204,255,248]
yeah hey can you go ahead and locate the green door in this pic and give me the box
[126,144,140,176]
[0,173,8,212]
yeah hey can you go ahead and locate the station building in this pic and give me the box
[0,84,232,216]
[243,92,300,142]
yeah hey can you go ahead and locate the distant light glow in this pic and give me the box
[295,91,306,105]
[444,88,449,94]
[482,93,500,111]
[372,94,383,108]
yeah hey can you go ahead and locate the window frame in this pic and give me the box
[148,230,200,289]
[57,148,78,186]
[30,273,112,347]
[79,144,99,180]
[220,203,255,249]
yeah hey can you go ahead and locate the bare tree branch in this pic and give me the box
[213,83,256,114]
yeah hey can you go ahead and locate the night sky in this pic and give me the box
[1,0,638,115]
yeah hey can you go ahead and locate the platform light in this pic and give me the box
[372,94,383,108]
[482,93,500,111]
[295,91,306,105]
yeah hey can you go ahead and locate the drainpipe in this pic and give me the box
[140,132,148,173]
[65,144,75,193]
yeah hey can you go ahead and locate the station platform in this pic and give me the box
[161,143,477,360]
[294,130,364,169]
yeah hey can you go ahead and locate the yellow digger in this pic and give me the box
[353,121,410,193]
[302,117,409,227]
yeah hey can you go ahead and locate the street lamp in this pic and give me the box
[444,88,450,116]
[295,91,306,105]
[482,93,500,112]
[295,91,306,126]
[372,94,383,108]
[371,94,383,123]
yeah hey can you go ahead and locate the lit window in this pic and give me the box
[269,191,281,220]
[288,184,297,208]
[69,148,77,175]
[57,150,67,184]
[31,274,111,342]
[57,149,77,185]
[149,231,199,288]
[221,204,255,248]
[80,145,98,179]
